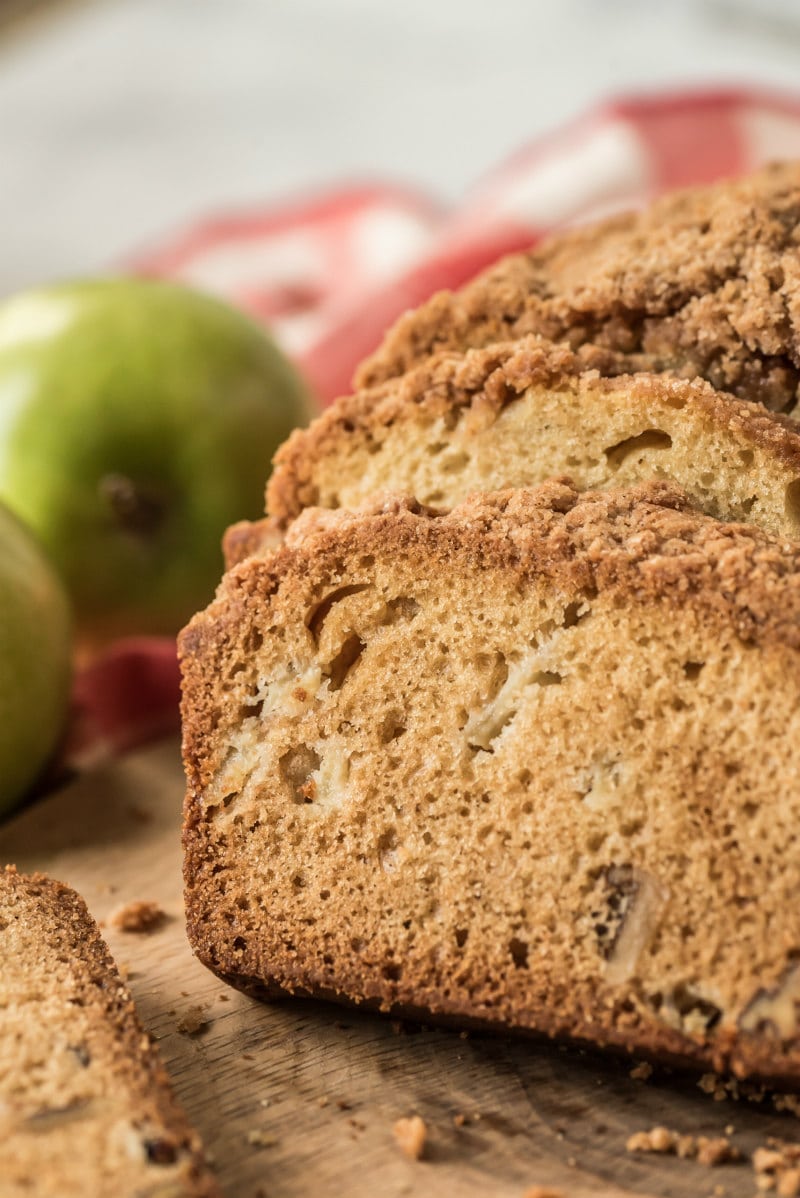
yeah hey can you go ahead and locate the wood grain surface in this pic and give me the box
[1,738,797,1197]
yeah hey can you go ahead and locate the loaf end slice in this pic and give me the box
[0,866,219,1198]
[183,483,800,1085]
[356,161,800,414]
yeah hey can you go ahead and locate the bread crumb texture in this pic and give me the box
[0,866,219,1197]
[181,482,800,1083]
[393,1114,426,1160]
[357,162,800,417]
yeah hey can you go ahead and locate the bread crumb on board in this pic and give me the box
[753,1140,800,1195]
[698,1073,800,1122]
[246,1129,278,1148]
[393,1115,427,1160]
[629,1061,654,1081]
[176,1005,209,1036]
[626,1126,741,1165]
[108,899,167,933]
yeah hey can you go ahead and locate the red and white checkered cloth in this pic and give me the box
[69,86,800,766]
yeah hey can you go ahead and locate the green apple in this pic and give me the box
[0,278,315,648]
[0,500,71,816]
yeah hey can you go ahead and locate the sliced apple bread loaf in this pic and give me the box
[183,482,800,1085]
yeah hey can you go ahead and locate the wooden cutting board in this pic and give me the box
[1,738,796,1198]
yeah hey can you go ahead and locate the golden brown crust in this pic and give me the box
[356,162,800,414]
[192,482,800,727]
[222,515,286,571]
[182,483,800,1084]
[259,335,800,540]
[0,866,219,1198]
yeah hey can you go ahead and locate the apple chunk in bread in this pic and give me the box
[181,482,800,1084]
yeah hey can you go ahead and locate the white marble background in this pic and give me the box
[2,0,800,296]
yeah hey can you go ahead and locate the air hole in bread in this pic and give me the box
[662,391,687,410]
[739,448,755,467]
[380,713,407,743]
[280,745,322,804]
[385,595,421,622]
[144,1137,179,1166]
[454,927,469,948]
[509,938,529,969]
[378,828,399,871]
[683,661,705,680]
[604,429,672,470]
[383,962,402,982]
[562,601,591,628]
[306,585,371,642]
[534,670,563,686]
[244,628,263,653]
[440,450,470,474]
[325,633,365,691]
[68,1044,91,1068]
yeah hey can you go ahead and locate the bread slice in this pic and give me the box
[183,482,800,1085]
[225,337,800,567]
[356,161,800,414]
[0,867,219,1198]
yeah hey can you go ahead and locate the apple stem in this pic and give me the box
[99,473,168,538]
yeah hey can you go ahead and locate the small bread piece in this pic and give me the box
[224,338,800,567]
[356,162,800,414]
[0,867,219,1198]
[183,482,800,1085]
